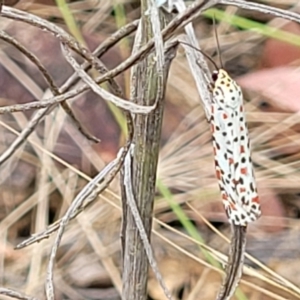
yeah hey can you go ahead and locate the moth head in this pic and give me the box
[211,69,241,109]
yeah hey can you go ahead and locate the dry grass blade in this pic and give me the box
[187,203,300,297]
[61,43,158,114]
[0,16,140,166]
[15,150,121,249]
[0,8,99,143]
[216,225,247,300]
[124,144,173,300]
[2,1,300,300]
[45,146,128,299]
[0,288,39,300]
[0,30,57,94]
[220,0,300,23]
[173,0,212,118]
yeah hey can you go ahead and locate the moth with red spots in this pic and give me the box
[180,39,261,300]
[210,69,261,226]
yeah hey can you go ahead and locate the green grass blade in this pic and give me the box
[204,8,300,47]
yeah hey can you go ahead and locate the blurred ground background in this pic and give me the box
[0,0,300,299]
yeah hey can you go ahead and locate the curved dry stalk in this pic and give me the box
[0,288,38,300]
[220,0,300,23]
[216,225,247,300]
[0,40,178,116]
[155,221,299,300]
[0,30,99,144]
[15,153,123,250]
[61,43,158,114]
[123,145,173,300]
[0,30,58,93]
[45,144,132,300]
[0,1,219,117]
[0,17,139,165]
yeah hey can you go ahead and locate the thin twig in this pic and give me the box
[12,38,176,257]
[220,0,300,23]
[45,145,131,300]
[216,225,247,300]
[0,288,38,300]
[0,1,219,117]
[1,0,299,116]
[0,30,58,93]
[0,30,99,144]
[0,19,139,164]
[61,43,158,114]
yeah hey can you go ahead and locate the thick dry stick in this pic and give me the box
[216,225,247,300]
[121,5,174,300]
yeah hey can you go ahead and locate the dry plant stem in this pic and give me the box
[0,30,58,93]
[0,0,299,115]
[123,145,173,300]
[216,225,247,300]
[0,19,139,165]
[45,145,132,300]
[0,288,39,300]
[61,43,157,114]
[14,41,177,249]
[219,0,300,22]
[0,40,178,116]
[0,0,219,116]
[0,31,99,143]
[0,34,98,144]
[121,3,175,299]
[1,6,154,113]
[61,20,139,91]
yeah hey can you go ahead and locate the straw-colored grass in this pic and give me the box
[0,0,300,299]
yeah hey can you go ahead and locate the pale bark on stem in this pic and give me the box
[121,2,173,299]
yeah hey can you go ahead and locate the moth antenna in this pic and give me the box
[180,40,219,71]
[213,15,224,69]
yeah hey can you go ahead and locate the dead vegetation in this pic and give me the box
[0,0,300,300]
